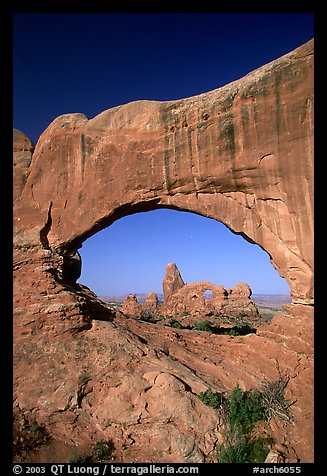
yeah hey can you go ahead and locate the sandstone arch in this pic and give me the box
[14,39,313,309]
[13,39,314,463]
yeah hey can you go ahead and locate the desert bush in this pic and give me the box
[217,385,271,463]
[259,373,294,423]
[218,433,273,463]
[29,424,46,435]
[154,314,165,321]
[227,384,266,434]
[165,319,184,329]
[218,432,248,463]
[69,453,92,463]
[227,324,256,336]
[92,439,115,462]
[198,388,225,409]
[192,320,213,332]
[140,309,155,322]
[13,418,51,461]
[262,312,274,321]
[69,439,115,464]
[236,312,247,319]
[198,378,291,463]
[228,329,239,336]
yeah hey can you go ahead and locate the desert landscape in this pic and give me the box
[13,39,313,464]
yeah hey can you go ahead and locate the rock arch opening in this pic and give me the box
[203,290,213,302]
[76,208,290,303]
[13,39,314,311]
[12,40,314,463]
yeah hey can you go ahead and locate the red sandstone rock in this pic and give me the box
[144,292,159,312]
[14,40,314,306]
[13,40,314,463]
[13,129,34,203]
[161,264,259,321]
[121,294,142,318]
[162,263,185,304]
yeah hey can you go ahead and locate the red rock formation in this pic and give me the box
[162,263,185,304]
[121,294,142,318]
[14,40,314,307]
[144,292,159,312]
[121,292,159,318]
[13,40,314,463]
[161,264,259,321]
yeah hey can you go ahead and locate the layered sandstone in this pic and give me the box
[13,40,314,463]
[14,39,314,306]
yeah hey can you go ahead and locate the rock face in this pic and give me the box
[14,39,313,307]
[13,129,34,203]
[13,40,314,463]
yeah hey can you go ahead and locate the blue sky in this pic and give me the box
[78,209,290,296]
[13,12,314,296]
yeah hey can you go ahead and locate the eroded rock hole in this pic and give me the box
[203,290,213,302]
[62,250,82,284]
[77,209,290,324]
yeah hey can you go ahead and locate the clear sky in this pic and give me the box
[13,12,314,296]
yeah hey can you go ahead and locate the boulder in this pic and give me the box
[144,292,159,312]
[121,294,142,318]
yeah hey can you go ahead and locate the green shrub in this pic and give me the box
[155,314,165,321]
[198,388,225,409]
[247,437,274,462]
[236,312,247,319]
[262,312,274,321]
[228,384,266,434]
[218,432,249,463]
[29,424,45,435]
[166,319,184,329]
[69,439,115,464]
[228,329,239,336]
[217,386,271,463]
[198,382,278,463]
[13,420,50,460]
[140,309,155,322]
[192,320,213,332]
[69,453,91,463]
[92,439,115,462]
[218,434,273,463]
